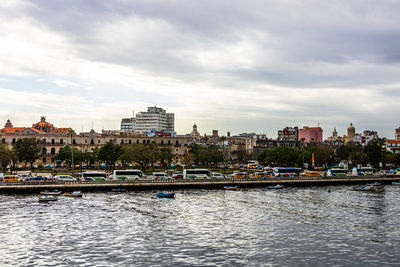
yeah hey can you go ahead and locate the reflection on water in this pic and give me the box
[1,186,400,266]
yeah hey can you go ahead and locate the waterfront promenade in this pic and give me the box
[1,175,399,193]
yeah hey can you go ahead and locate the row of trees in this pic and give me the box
[257,139,400,169]
[0,139,44,172]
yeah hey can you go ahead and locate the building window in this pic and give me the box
[51,148,56,155]
[42,148,47,155]
[176,141,179,145]
[161,140,164,145]
[168,140,171,145]
[51,158,55,163]
[85,139,87,144]
[137,140,139,144]
[147,140,150,144]
[12,138,16,144]
[98,140,100,144]
[129,140,131,144]
[121,140,124,144]
[91,139,94,145]
[143,140,146,144]
[60,139,64,144]
[43,158,46,163]
[51,139,55,144]
[73,139,76,144]
[1,138,5,144]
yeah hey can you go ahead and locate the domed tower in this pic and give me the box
[347,123,355,138]
[332,127,338,141]
[4,119,13,128]
[191,123,200,138]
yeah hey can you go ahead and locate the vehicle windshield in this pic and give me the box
[186,170,211,175]
[83,173,107,178]
[331,169,348,174]
[115,171,142,176]
[276,168,300,173]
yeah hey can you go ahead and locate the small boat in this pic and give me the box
[366,182,382,187]
[39,195,58,202]
[64,191,83,197]
[223,186,238,190]
[112,188,127,193]
[40,190,62,195]
[268,184,284,189]
[352,185,384,192]
[392,181,400,185]
[156,192,175,198]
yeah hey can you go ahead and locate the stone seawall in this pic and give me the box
[1,175,399,194]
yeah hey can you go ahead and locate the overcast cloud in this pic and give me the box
[0,0,399,138]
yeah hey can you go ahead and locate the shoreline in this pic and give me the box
[0,175,399,194]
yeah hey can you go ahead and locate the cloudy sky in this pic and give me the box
[0,0,399,138]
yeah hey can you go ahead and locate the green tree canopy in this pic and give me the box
[13,138,44,170]
[98,140,122,167]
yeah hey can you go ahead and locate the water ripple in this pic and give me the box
[0,186,400,266]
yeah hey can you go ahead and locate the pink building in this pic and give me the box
[298,126,323,143]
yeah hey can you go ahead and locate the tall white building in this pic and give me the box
[120,117,136,132]
[135,106,175,132]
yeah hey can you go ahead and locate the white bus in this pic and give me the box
[183,169,211,179]
[272,167,301,177]
[112,169,145,180]
[82,171,107,181]
[327,168,349,177]
[352,167,374,176]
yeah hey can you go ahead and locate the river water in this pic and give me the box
[0,185,399,266]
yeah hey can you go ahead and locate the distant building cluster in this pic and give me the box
[1,107,400,168]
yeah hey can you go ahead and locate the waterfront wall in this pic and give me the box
[0,176,399,194]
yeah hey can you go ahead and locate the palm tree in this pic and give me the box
[67,128,76,173]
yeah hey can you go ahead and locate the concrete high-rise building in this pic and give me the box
[135,106,174,132]
[166,113,175,132]
[298,126,323,143]
[277,127,298,141]
[120,118,136,132]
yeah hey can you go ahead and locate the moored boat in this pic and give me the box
[156,192,175,198]
[352,185,384,192]
[40,190,62,195]
[64,191,83,197]
[223,186,238,190]
[39,195,58,202]
[268,184,284,189]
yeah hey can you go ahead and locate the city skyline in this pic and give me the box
[1,1,400,137]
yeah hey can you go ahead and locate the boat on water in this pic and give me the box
[268,184,284,189]
[352,185,384,192]
[64,191,83,197]
[156,192,175,198]
[392,181,400,185]
[40,190,62,195]
[223,186,238,190]
[112,188,127,193]
[39,195,58,202]
[366,182,382,187]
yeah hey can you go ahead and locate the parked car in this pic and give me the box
[152,172,170,179]
[211,172,227,179]
[19,174,33,181]
[31,176,44,181]
[2,175,23,182]
[54,175,76,181]
[171,172,183,179]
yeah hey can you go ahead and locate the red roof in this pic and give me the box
[0,127,27,133]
